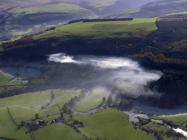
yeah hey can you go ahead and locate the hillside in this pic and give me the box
[0,0,158,41]
[0,2,92,41]
[1,15,187,108]
[33,18,157,39]
[10,3,88,14]
[0,88,156,140]
[128,0,187,17]
[1,1,187,140]
[0,18,158,58]
[2,0,187,41]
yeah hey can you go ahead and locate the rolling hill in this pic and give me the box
[128,0,187,17]
[2,0,187,41]
[0,1,92,41]
[33,18,157,39]
[1,1,187,140]
[0,0,158,40]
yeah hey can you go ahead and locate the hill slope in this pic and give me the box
[0,0,158,40]
[33,18,157,39]
[128,0,187,17]
[0,2,92,40]
[1,16,187,108]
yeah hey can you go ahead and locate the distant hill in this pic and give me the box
[4,0,187,40]
[0,0,158,40]
[127,0,187,17]
[0,2,91,40]
[0,0,157,14]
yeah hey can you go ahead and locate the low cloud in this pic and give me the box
[48,53,162,98]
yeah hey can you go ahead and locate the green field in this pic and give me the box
[0,89,156,140]
[11,3,87,14]
[76,109,155,140]
[142,122,169,133]
[0,35,23,46]
[33,18,157,40]
[0,72,25,94]
[167,11,187,16]
[75,88,108,112]
[0,73,15,86]
[35,124,84,140]
[0,72,23,86]
[0,87,185,140]
[0,89,80,139]
[161,114,187,124]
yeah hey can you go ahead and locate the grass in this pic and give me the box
[0,89,80,122]
[0,108,30,140]
[75,89,108,112]
[142,122,169,133]
[11,3,87,14]
[0,91,156,140]
[0,73,14,86]
[33,18,157,40]
[0,72,23,86]
[161,114,187,124]
[0,89,180,140]
[141,122,172,140]
[167,11,187,16]
[0,35,23,46]
[0,72,25,94]
[0,89,80,139]
[34,124,84,140]
[163,136,173,140]
[76,109,155,140]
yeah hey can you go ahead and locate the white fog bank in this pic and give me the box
[48,53,162,98]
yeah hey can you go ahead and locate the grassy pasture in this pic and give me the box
[142,122,169,133]
[0,88,182,140]
[167,11,187,16]
[75,89,108,112]
[34,124,84,140]
[0,72,23,86]
[33,18,157,40]
[161,114,187,124]
[0,72,25,95]
[76,109,155,140]
[0,73,14,86]
[0,90,80,139]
